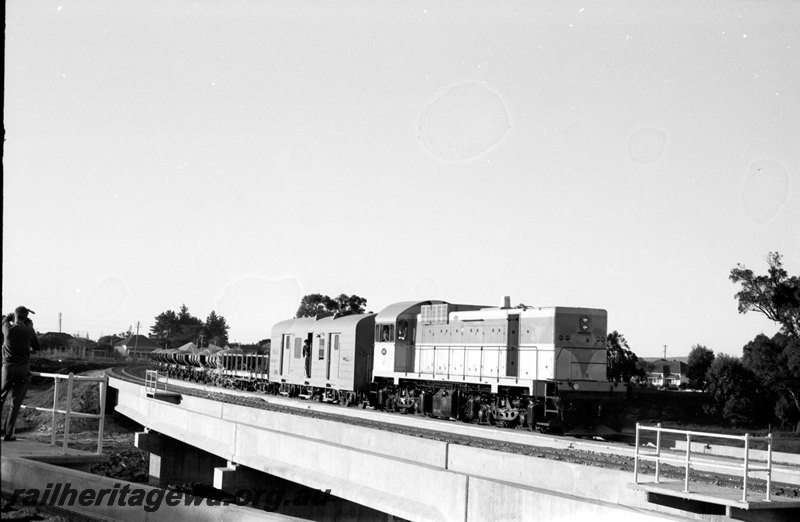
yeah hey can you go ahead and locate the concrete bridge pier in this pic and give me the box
[135,431,227,488]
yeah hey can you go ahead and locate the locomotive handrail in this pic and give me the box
[633,423,773,503]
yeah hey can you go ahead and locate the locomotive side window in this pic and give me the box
[318,338,325,360]
[294,338,302,358]
[397,319,409,341]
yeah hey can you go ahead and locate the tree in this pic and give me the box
[178,304,203,327]
[295,293,367,318]
[730,252,800,338]
[38,332,76,351]
[295,294,335,318]
[150,304,205,348]
[686,345,715,390]
[97,335,123,353]
[204,310,230,346]
[743,333,800,431]
[150,309,179,338]
[705,354,770,427]
[333,294,367,314]
[606,331,645,383]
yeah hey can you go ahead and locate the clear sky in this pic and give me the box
[4,1,798,357]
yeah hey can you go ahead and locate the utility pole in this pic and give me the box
[133,321,140,360]
[59,312,62,333]
[663,344,667,360]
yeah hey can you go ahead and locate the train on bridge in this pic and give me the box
[150,298,626,435]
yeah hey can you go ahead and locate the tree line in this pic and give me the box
[149,304,230,348]
[606,252,798,431]
[694,252,799,430]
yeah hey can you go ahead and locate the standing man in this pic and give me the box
[1,306,40,441]
[302,339,311,378]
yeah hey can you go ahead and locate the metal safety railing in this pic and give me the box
[145,369,167,395]
[19,372,108,454]
[633,423,773,503]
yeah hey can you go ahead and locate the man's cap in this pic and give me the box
[15,306,35,316]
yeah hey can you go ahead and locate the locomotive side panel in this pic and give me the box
[465,345,481,377]
[450,340,465,379]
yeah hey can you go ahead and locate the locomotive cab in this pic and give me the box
[372,300,450,382]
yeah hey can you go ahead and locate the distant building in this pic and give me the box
[36,332,88,360]
[645,359,689,389]
[114,335,162,360]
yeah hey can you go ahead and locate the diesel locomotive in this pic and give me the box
[152,297,626,435]
[370,299,625,434]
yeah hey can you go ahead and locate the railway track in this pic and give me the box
[109,365,799,497]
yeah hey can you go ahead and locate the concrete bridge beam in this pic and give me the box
[135,430,226,487]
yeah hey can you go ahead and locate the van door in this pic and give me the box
[328,333,341,380]
[281,334,291,375]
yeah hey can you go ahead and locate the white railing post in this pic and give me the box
[684,432,691,493]
[742,433,750,502]
[51,377,60,446]
[655,423,662,483]
[766,433,772,501]
[63,373,74,449]
[633,423,640,483]
[97,376,107,454]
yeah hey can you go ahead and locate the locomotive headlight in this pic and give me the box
[579,315,590,332]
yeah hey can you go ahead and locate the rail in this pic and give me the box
[18,372,108,454]
[633,423,773,503]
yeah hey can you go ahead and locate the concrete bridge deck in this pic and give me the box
[109,373,800,521]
